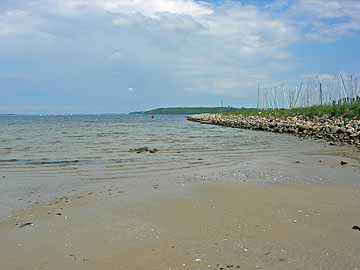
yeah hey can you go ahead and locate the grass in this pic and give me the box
[222,103,360,119]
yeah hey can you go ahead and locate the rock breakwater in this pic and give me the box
[188,113,360,147]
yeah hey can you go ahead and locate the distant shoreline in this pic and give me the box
[130,107,244,115]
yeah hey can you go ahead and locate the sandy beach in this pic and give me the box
[1,115,360,270]
[1,145,360,270]
[2,0,360,268]
[1,182,360,270]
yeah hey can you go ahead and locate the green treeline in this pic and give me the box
[131,107,243,115]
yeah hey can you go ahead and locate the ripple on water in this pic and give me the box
[0,114,338,221]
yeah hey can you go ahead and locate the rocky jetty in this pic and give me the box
[188,113,360,147]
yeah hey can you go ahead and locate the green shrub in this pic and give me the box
[222,103,360,119]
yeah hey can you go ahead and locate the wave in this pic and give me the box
[0,159,18,163]
[0,159,81,166]
[27,160,80,166]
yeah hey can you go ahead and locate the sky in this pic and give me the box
[0,0,359,114]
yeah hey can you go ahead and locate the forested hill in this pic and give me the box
[130,107,242,115]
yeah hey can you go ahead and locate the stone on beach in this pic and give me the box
[128,147,159,154]
[18,222,33,228]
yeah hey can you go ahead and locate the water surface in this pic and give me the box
[0,114,358,221]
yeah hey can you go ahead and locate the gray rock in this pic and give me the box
[18,222,33,228]
[340,160,348,165]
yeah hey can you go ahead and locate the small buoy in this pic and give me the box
[151,115,155,119]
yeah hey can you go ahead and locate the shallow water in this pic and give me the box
[0,114,359,221]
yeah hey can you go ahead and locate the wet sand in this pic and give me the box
[1,115,360,269]
[1,169,360,269]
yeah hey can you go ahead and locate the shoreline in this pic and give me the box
[1,115,360,269]
[2,181,360,270]
[187,113,360,147]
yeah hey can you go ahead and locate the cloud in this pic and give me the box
[303,73,337,81]
[0,10,29,35]
[0,0,359,113]
[59,0,213,17]
[286,0,360,41]
[204,3,298,56]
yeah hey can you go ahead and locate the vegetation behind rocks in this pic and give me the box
[222,103,360,119]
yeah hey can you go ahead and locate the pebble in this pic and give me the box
[18,222,33,228]
[129,147,159,154]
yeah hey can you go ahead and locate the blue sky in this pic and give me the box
[0,0,359,114]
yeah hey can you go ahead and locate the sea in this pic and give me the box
[0,114,356,221]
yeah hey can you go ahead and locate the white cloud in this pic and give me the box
[0,0,359,104]
[55,0,212,17]
[303,73,337,81]
[202,3,299,57]
[290,0,360,19]
[0,9,29,35]
[0,8,56,45]
[287,0,360,41]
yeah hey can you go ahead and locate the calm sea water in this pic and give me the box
[0,114,342,221]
